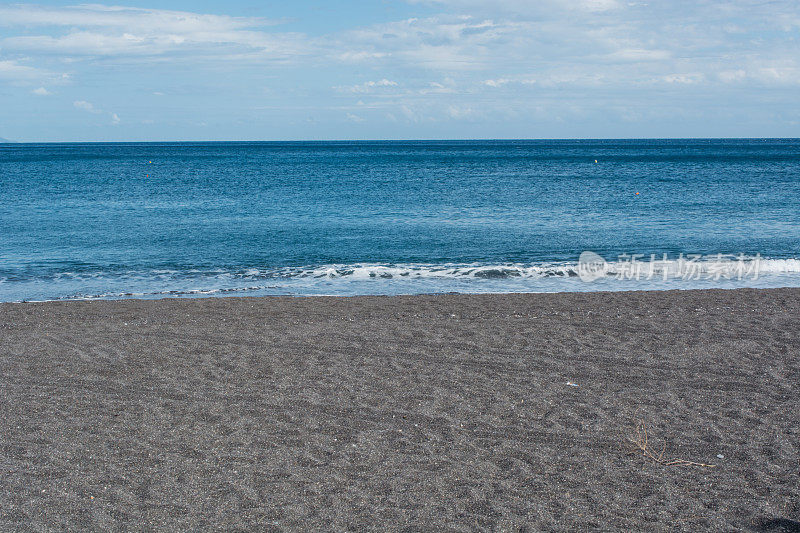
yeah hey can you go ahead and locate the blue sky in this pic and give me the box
[1,0,799,141]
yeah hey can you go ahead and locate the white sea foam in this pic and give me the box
[249,256,800,281]
[4,256,800,302]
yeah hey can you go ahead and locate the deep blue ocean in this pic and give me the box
[2,139,800,302]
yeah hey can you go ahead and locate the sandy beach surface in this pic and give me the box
[1,288,799,531]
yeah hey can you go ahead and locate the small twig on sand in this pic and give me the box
[626,421,715,468]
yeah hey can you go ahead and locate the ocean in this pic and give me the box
[1,139,799,302]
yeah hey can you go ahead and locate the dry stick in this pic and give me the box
[628,422,716,468]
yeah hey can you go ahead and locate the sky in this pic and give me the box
[0,0,799,141]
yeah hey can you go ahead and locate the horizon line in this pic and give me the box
[2,137,799,144]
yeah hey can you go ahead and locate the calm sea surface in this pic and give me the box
[2,139,799,301]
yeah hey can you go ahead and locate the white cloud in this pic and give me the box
[336,51,388,62]
[74,100,120,124]
[482,72,607,89]
[0,4,292,43]
[401,104,425,123]
[407,0,622,14]
[0,59,50,81]
[381,0,800,88]
[607,48,672,62]
[447,105,480,120]
[0,5,306,60]
[484,78,510,87]
[2,1,800,138]
[335,79,399,93]
[336,16,517,70]
[4,1,798,88]
[0,5,274,32]
[418,81,456,94]
[369,79,398,88]
[74,100,100,113]
[31,87,50,95]
[754,65,800,85]
[661,74,704,84]
[718,69,747,83]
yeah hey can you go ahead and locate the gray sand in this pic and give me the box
[1,289,799,531]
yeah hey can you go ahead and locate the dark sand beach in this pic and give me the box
[1,288,799,531]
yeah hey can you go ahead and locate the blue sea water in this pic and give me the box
[1,139,800,302]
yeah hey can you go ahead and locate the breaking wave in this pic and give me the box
[3,255,800,302]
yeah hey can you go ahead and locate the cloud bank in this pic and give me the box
[0,1,798,139]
